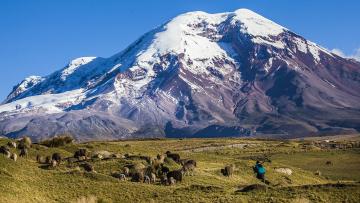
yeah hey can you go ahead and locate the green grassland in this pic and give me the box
[0,137,360,203]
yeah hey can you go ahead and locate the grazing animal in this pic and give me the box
[166,151,180,163]
[131,172,144,182]
[36,155,45,163]
[123,167,130,176]
[112,172,126,181]
[7,141,17,148]
[52,153,62,163]
[168,177,176,185]
[315,170,321,176]
[19,148,28,157]
[150,173,156,183]
[180,159,197,167]
[0,146,10,154]
[2,150,11,159]
[81,162,94,172]
[45,156,52,164]
[10,153,18,161]
[92,150,112,159]
[221,165,234,177]
[325,161,333,165]
[145,166,156,177]
[119,173,126,181]
[167,170,182,183]
[182,162,196,176]
[50,160,58,167]
[161,165,170,175]
[119,174,126,181]
[144,175,151,184]
[160,175,168,185]
[274,168,293,176]
[0,146,11,158]
[74,149,88,158]
[157,154,165,163]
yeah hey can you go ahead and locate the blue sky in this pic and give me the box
[1,0,359,101]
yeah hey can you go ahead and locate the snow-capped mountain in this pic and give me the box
[1,9,359,141]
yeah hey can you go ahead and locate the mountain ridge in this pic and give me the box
[1,8,359,141]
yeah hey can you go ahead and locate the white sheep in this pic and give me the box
[274,168,293,175]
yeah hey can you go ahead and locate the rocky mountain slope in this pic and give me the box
[1,9,359,141]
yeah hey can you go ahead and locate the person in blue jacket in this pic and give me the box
[253,161,266,182]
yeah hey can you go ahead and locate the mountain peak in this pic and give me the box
[0,9,359,141]
[61,56,97,81]
[232,8,286,38]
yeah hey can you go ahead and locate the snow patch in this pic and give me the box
[61,57,97,81]
[17,76,44,93]
[232,9,286,38]
[0,89,85,114]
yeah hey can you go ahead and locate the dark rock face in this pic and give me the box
[0,9,359,141]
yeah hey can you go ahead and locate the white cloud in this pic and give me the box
[331,48,360,61]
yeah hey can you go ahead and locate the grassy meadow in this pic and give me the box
[0,136,360,203]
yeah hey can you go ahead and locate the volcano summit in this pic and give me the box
[1,9,359,141]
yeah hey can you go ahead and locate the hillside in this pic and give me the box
[1,136,360,202]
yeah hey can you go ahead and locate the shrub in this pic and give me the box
[40,135,74,147]
[18,136,32,149]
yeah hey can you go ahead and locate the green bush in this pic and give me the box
[40,135,74,147]
[18,136,32,149]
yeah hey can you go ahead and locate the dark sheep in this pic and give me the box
[52,153,62,163]
[19,148,28,157]
[182,162,196,176]
[0,146,10,154]
[166,151,180,163]
[180,159,197,167]
[161,166,170,175]
[74,149,88,158]
[221,165,234,177]
[167,170,182,183]
[325,161,333,165]
[131,172,144,182]
[186,160,197,167]
[81,162,94,172]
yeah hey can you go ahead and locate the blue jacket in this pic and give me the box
[255,164,266,174]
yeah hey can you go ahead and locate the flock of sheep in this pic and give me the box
[1,137,221,186]
[0,137,32,162]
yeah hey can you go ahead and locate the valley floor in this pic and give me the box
[1,135,360,202]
